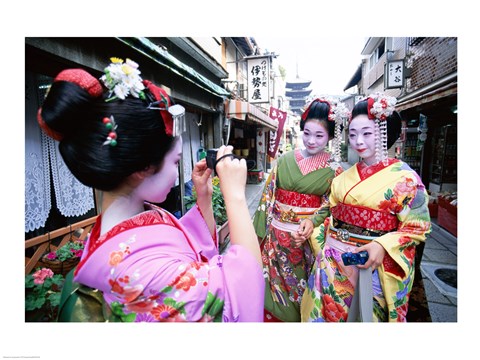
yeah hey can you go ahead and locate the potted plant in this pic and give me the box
[25,267,65,321]
[40,238,85,276]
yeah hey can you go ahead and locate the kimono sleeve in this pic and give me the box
[75,224,264,322]
[376,175,432,281]
[252,164,277,241]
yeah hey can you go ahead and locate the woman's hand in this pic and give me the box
[215,145,247,202]
[355,241,386,270]
[191,158,213,202]
[290,219,314,248]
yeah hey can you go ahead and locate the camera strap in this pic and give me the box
[347,268,373,322]
[214,154,237,173]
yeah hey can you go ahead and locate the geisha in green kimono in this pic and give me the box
[253,98,349,322]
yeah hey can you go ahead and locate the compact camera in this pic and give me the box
[341,251,369,266]
[206,149,218,170]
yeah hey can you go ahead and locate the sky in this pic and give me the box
[255,36,366,96]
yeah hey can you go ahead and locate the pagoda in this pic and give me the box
[285,76,312,116]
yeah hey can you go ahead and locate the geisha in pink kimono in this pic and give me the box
[37,60,264,322]
[301,93,431,322]
[253,98,348,322]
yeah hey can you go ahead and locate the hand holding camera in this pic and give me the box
[212,146,247,201]
[341,251,369,266]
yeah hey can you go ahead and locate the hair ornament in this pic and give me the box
[100,57,146,101]
[329,98,350,163]
[102,116,118,147]
[54,69,104,98]
[143,80,186,137]
[366,92,397,121]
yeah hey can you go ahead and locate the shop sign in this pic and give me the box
[384,59,405,89]
[247,56,270,104]
[267,107,287,158]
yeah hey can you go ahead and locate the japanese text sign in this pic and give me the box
[385,59,404,89]
[247,56,270,104]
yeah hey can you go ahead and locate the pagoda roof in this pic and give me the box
[285,89,312,97]
[286,78,312,87]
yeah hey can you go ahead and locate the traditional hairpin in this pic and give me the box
[102,116,118,146]
[144,80,186,137]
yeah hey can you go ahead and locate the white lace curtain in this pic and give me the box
[25,71,94,233]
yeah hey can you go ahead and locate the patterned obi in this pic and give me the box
[272,188,321,227]
[328,203,399,246]
[275,188,322,208]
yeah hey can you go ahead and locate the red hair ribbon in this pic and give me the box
[143,80,175,136]
[54,69,103,97]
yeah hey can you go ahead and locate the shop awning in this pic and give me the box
[396,82,457,112]
[395,73,457,112]
[117,37,231,98]
[226,99,278,131]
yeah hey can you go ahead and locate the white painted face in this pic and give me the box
[302,119,330,156]
[348,114,377,165]
[135,136,182,203]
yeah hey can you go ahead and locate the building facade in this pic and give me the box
[345,37,457,194]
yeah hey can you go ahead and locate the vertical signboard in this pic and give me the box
[247,56,270,104]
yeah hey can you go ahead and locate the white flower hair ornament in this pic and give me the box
[100,57,146,101]
[367,92,397,121]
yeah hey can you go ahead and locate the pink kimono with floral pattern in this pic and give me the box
[74,203,264,322]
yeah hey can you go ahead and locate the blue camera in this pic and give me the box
[341,251,369,266]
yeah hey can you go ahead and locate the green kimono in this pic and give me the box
[253,149,340,322]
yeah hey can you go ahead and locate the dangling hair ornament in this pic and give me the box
[144,80,186,137]
[100,57,146,101]
[102,116,118,146]
[365,93,397,166]
[329,99,350,164]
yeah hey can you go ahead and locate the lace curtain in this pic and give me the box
[25,71,94,233]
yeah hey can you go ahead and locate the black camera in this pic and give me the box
[341,251,369,266]
[206,149,218,170]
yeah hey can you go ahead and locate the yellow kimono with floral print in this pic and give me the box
[301,160,431,322]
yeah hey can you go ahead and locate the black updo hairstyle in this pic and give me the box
[40,80,176,191]
[350,98,402,149]
[300,100,336,138]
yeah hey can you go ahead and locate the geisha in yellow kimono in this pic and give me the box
[301,93,431,322]
[253,98,348,322]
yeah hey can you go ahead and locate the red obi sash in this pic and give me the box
[275,188,321,208]
[331,202,398,232]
